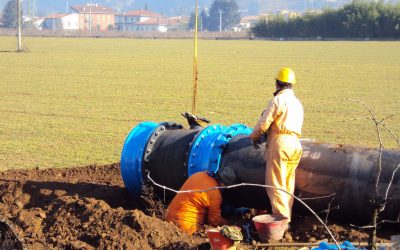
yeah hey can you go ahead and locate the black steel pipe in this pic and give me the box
[218,135,400,222]
[121,122,400,222]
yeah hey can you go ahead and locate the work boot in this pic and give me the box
[283,223,293,242]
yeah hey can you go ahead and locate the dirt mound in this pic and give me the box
[289,216,371,243]
[0,163,396,249]
[0,164,206,249]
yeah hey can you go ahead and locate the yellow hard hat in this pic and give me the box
[275,67,296,84]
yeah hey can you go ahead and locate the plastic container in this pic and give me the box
[206,228,234,250]
[252,214,288,241]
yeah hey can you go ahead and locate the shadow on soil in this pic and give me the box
[21,180,141,210]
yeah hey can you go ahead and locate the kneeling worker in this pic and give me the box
[166,171,228,235]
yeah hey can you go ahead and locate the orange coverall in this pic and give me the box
[166,172,227,235]
[250,89,303,221]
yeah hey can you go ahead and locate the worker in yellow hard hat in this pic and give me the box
[249,67,303,235]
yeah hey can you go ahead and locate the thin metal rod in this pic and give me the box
[219,9,223,32]
[17,0,22,51]
[147,172,341,249]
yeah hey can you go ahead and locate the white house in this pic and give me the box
[42,13,79,30]
[115,9,165,32]
[238,15,263,31]
[132,17,168,32]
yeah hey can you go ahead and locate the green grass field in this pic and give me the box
[0,36,399,170]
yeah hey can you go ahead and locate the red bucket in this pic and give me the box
[206,228,234,250]
[252,214,288,241]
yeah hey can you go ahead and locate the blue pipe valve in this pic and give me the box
[188,124,252,176]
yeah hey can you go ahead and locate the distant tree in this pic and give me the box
[2,0,22,29]
[207,0,241,31]
[251,0,400,38]
[188,8,208,31]
[188,12,196,30]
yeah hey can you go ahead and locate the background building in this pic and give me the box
[115,9,163,32]
[42,13,79,30]
[71,4,116,31]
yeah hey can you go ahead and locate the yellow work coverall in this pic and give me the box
[250,89,303,221]
[166,172,227,235]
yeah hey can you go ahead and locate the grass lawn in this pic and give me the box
[0,36,399,170]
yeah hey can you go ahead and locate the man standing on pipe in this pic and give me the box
[165,172,228,235]
[250,67,304,231]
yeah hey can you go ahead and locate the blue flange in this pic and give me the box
[187,124,226,176]
[120,121,158,196]
[187,123,252,177]
[208,124,252,174]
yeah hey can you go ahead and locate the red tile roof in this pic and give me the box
[122,9,163,17]
[71,4,116,14]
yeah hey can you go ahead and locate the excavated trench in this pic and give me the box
[0,163,396,249]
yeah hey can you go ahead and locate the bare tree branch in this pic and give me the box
[378,114,394,124]
[342,115,394,125]
[316,205,340,217]
[381,123,400,147]
[377,219,400,226]
[298,193,339,225]
[344,99,399,250]
[298,193,336,201]
[350,224,375,230]
[346,98,383,197]
[324,196,337,225]
[383,163,400,209]
[355,116,400,212]
[342,115,399,148]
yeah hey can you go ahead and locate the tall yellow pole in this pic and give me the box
[192,0,199,115]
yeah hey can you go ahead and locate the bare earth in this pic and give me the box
[0,164,395,249]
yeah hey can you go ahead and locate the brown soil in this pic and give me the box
[0,163,395,249]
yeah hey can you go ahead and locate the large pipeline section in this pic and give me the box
[121,122,400,222]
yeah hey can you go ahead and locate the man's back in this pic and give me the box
[251,89,303,142]
[166,172,225,235]
[269,89,303,136]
